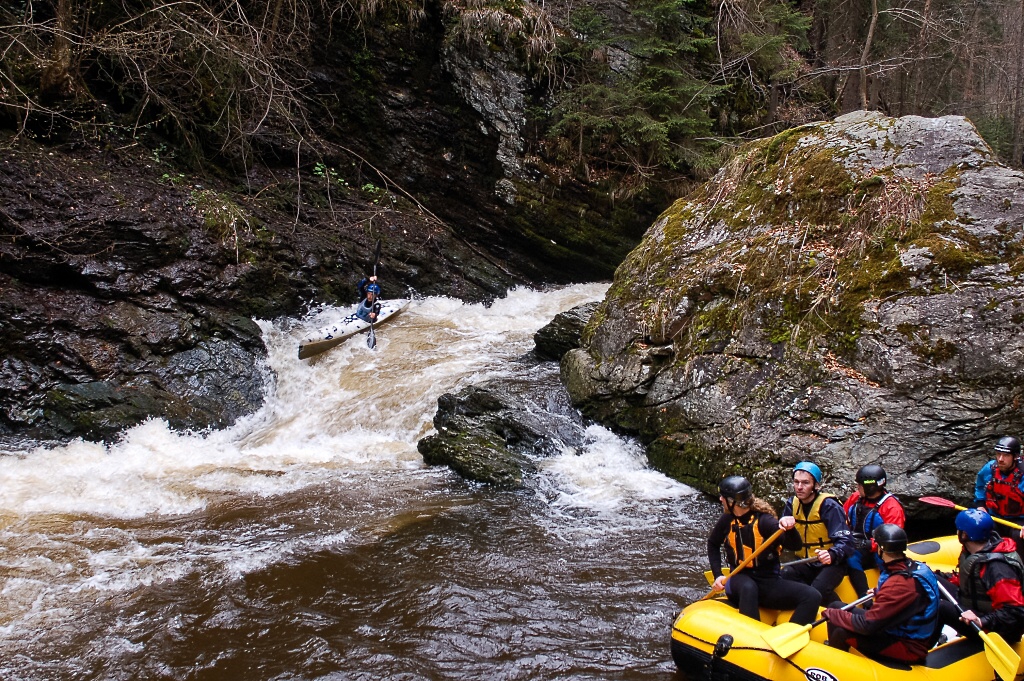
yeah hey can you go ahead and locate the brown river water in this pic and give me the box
[0,285,719,680]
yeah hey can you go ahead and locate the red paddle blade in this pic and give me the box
[919,496,957,508]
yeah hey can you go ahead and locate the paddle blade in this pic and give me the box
[760,622,813,659]
[367,326,376,349]
[699,586,725,601]
[919,496,958,509]
[979,631,1021,681]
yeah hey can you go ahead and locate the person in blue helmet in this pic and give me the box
[936,508,1024,643]
[356,274,379,302]
[779,461,855,603]
[355,279,382,323]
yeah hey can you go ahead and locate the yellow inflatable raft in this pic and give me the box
[672,536,1021,681]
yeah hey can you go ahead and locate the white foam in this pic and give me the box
[540,425,696,514]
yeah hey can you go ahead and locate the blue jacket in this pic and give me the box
[875,559,940,641]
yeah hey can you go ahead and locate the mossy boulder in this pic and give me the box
[418,363,585,486]
[562,111,1024,510]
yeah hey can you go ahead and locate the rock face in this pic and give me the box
[562,111,1024,510]
[418,363,585,486]
[0,138,514,445]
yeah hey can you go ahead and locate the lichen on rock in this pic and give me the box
[563,111,1024,509]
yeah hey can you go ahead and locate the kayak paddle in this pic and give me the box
[700,528,785,601]
[935,579,1020,681]
[366,238,381,350]
[920,496,1024,531]
[760,593,874,658]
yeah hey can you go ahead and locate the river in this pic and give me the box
[0,284,719,680]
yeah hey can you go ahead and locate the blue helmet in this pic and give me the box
[793,461,822,484]
[365,283,381,296]
[956,508,995,542]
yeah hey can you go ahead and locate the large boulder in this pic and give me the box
[562,111,1024,511]
[418,363,585,486]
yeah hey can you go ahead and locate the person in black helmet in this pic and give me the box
[973,436,1024,559]
[823,524,941,664]
[707,475,821,625]
[843,463,905,597]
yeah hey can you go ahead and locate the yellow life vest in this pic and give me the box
[790,492,836,559]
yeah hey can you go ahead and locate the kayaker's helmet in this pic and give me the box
[719,475,753,510]
[365,283,381,297]
[872,523,908,555]
[995,436,1021,458]
[855,464,887,497]
[793,461,822,484]
[956,508,995,543]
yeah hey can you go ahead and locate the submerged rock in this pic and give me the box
[418,363,585,486]
[562,111,1024,509]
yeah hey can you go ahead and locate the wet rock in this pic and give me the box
[562,111,1024,512]
[418,364,585,486]
[0,135,521,445]
[534,301,599,361]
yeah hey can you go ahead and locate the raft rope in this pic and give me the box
[674,628,810,674]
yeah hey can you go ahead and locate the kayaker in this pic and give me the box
[707,475,821,626]
[843,463,905,597]
[779,461,855,602]
[355,281,382,323]
[973,436,1024,559]
[357,274,379,302]
[823,523,941,664]
[937,508,1024,643]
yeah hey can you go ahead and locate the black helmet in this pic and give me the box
[856,464,887,497]
[872,523,908,554]
[995,436,1021,457]
[719,475,753,507]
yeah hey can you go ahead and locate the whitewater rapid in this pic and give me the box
[0,285,709,681]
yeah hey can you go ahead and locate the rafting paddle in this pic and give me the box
[761,593,875,658]
[700,528,785,601]
[920,496,1024,531]
[702,555,822,586]
[935,580,1020,681]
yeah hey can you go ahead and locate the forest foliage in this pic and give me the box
[2,0,1023,183]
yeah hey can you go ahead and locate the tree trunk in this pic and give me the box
[1014,0,1024,166]
[912,0,933,113]
[860,0,879,110]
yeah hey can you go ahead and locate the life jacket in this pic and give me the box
[876,560,940,641]
[848,492,895,540]
[985,460,1024,518]
[790,493,836,559]
[724,512,778,570]
[959,543,1024,614]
